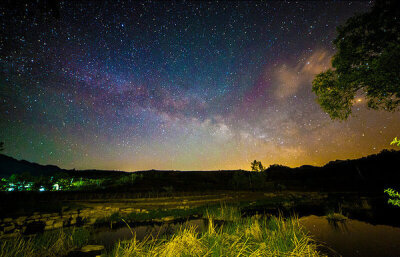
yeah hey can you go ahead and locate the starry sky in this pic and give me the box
[1,1,399,171]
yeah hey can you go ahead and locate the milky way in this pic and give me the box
[1,1,399,171]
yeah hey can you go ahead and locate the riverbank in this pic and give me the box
[2,190,399,239]
[0,205,325,257]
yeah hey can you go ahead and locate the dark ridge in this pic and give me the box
[0,149,399,192]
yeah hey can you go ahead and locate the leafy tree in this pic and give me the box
[312,0,400,120]
[250,160,265,172]
[0,178,8,191]
[258,162,264,172]
[384,188,400,207]
[385,137,400,207]
[391,137,400,146]
[311,0,400,206]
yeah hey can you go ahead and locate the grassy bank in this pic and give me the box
[0,206,325,257]
[107,215,324,257]
[106,205,324,257]
[0,227,90,257]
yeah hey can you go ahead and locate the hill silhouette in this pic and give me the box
[0,149,399,192]
[0,154,66,177]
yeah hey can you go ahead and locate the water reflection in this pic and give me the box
[327,218,349,232]
[92,219,206,249]
[300,215,400,257]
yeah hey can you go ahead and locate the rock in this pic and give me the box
[53,221,63,229]
[87,218,97,225]
[16,216,27,221]
[81,245,104,252]
[67,245,104,257]
[44,225,54,230]
[30,215,41,220]
[4,225,15,233]
[15,216,27,225]
[45,220,54,226]
[1,232,19,238]
[162,216,175,222]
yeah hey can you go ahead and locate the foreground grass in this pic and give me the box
[0,206,326,257]
[203,204,242,221]
[0,227,90,257]
[326,212,347,222]
[107,214,325,257]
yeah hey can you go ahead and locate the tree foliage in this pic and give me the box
[390,137,400,146]
[250,160,264,172]
[385,188,400,207]
[312,0,400,120]
[384,137,400,207]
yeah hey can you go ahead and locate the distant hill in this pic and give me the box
[0,154,129,178]
[0,154,67,177]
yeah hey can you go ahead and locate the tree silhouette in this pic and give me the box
[312,0,400,120]
[0,142,4,152]
[250,160,265,172]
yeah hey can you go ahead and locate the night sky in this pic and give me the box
[1,1,399,171]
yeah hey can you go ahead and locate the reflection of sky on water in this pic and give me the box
[300,215,400,257]
[92,219,206,249]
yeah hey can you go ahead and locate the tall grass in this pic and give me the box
[1,206,326,257]
[203,204,242,221]
[0,227,90,257]
[326,204,347,222]
[107,208,325,257]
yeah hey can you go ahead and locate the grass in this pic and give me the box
[0,206,325,257]
[106,207,325,257]
[0,227,90,257]
[203,204,242,221]
[326,204,347,222]
[326,212,347,222]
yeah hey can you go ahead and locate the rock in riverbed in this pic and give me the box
[67,245,104,257]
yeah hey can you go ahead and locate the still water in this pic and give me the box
[300,215,400,257]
